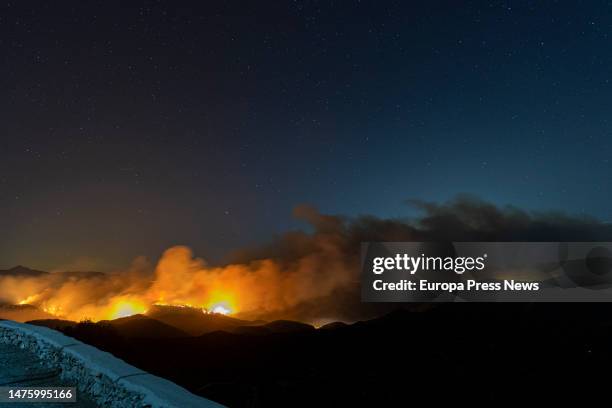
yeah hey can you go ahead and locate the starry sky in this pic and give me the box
[1,1,611,271]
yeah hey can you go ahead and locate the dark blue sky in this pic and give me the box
[1,1,611,270]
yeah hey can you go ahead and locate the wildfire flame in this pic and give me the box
[210,303,232,315]
[107,298,147,320]
[1,237,353,323]
[18,295,39,305]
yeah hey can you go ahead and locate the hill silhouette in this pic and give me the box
[230,325,272,335]
[0,266,106,279]
[262,319,315,333]
[0,265,48,277]
[28,318,77,330]
[45,303,612,407]
[0,304,55,321]
[25,304,312,339]
[145,305,257,335]
[100,314,190,338]
[318,321,348,330]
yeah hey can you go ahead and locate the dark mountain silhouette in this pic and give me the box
[318,321,348,330]
[15,302,277,338]
[145,305,256,335]
[29,314,190,339]
[27,318,77,330]
[230,325,272,335]
[0,266,106,279]
[27,309,323,337]
[0,304,55,321]
[0,265,48,277]
[262,319,315,333]
[56,271,106,279]
[101,314,190,338]
[49,303,612,407]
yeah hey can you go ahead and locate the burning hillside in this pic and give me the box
[2,197,612,324]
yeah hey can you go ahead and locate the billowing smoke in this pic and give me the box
[2,195,611,323]
[0,258,152,321]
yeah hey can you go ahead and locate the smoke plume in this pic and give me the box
[2,195,611,323]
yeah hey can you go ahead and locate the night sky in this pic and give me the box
[2,1,611,271]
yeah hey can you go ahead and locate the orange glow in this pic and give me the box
[107,298,147,319]
[204,291,237,315]
[42,304,63,316]
[0,241,354,323]
[210,303,232,315]
[18,295,39,305]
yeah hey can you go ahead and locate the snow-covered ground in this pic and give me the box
[0,341,97,407]
[0,321,224,408]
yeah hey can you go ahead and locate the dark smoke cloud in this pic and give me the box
[232,194,612,322]
[3,195,611,324]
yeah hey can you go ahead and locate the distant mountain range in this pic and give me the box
[0,265,49,277]
[0,304,56,322]
[26,304,319,339]
[0,266,108,322]
[101,314,191,338]
[0,266,326,338]
[0,265,105,278]
[3,273,610,407]
[20,303,612,407]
